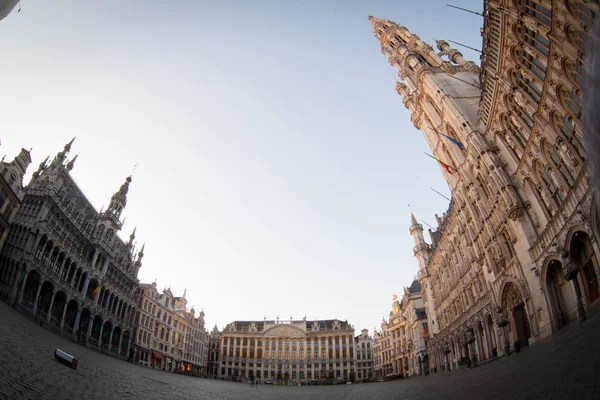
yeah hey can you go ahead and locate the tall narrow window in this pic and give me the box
[517,25,550,57]
[518,0,552,26]
[503,114,529,151]
[516,48,546,80]
[553,112,585,161]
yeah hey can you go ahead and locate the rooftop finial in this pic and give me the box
[66,154,78,171]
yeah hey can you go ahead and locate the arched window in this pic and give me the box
[509,95,534,130]
[515,24,550,57]
[512,69,542,103]
[545,144,575,188]
[565,24,589,58]
[502,113,529,153]
[516,0,552,27]
[536,162,563,210]
[563,58,585,88]
[566,1,598,29]
[551,112,585,161]
[515,47,546,80]
[558,85,582,119]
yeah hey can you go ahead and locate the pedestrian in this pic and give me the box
[251,376,255,387]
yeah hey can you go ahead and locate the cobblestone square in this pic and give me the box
[0,301,599,399]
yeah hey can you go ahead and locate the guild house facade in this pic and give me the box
[219,318,356,384]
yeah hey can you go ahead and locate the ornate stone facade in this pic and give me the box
[133,282,209,374]
[0,139,142,358]
[354,329,374,381]
[372,280,428,379]
[370,0,600,373]
[219,318,356,384]
[0,145,31,254]
[207,325,221,378]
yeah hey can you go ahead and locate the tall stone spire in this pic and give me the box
[106,176,132,220]
[409,211,428,272]
[54,137,75,165]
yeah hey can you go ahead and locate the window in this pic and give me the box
[552,112,584,161]
[539,164,564,210]
[512,70,541,103]
[517,0,551,27]
[515,48,546,80]
[558,86,582,120]
[564,59,585,88]
[517,25,550,57]
[503,114,529,153]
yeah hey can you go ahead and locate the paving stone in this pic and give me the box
[0,300,599,399]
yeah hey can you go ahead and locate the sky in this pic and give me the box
[0,0,483,334]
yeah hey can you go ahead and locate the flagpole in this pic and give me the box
[424,152,457,171]
[430,187,452,201]
[428,128,464,150]
[421,220,438,231]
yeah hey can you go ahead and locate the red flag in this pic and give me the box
[439,160,453,175]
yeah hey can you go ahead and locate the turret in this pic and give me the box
[409,212,429,272]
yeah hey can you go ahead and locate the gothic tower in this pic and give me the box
[95,176,132,245]
[409,212,438,335]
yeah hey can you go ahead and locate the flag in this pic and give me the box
[439,160,453,175]
[424,152,454,175]
[92,286,102,297]
[440,133,464,151]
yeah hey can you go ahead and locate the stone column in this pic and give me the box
[81,276,91,301]
[31,283,43,315]
[101,257,109,277]
[46,292,56,322]
[126,336,132,360]
[57,257,68,280]
[74,308,82,337]
[60,303,68,330]
[27,233,42,254]
[90,249,99,273]
[11,267,27,306]
[85,318,94,344]
[98,324,105,351]
[483,321,493,359]
[332,335,337,378]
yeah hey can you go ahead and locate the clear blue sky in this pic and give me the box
[0,0,482,333]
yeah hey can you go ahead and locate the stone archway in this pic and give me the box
[64,299,78,331]
[112,326,122,353]
[570,231,600,305]
[485,314,498,358]
[78,308,91,340]
[503,283,531,349]
[102,321,113,349]
[91,315,103,341]
[50,291,67,323]
[37,281,54,317]
[545,259,576,330]
[22,270,41,309]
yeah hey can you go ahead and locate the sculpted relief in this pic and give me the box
[263,325,304,338]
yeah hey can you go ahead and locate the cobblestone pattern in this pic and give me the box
[0,301,599,399]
